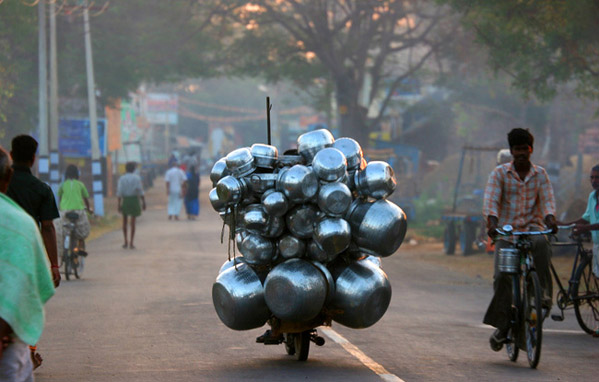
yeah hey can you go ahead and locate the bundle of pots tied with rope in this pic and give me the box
[210,129,407,332]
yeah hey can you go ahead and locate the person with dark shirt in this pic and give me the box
[184,164,200,220]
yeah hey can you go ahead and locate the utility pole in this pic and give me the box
[83,0,104,216]
[49,1,60,195]
[38,0,49,182]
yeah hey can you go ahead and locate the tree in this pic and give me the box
[439,0,599,102]
[221,0,457,142]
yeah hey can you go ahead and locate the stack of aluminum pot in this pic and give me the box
[211,129,407,331]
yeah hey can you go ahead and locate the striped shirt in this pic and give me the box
[483,162,556,231]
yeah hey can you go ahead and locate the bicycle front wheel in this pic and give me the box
[573,258,599,335]
[524,271,543,369]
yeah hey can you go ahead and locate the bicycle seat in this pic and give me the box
[65,211,79,222]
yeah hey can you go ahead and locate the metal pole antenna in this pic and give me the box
[38,0,49,181]
[49,1,60,195]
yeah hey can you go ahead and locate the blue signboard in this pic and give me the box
[58,118,107,158]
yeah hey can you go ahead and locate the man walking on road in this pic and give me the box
[482,128,557,350]
[0,145,55,381]
[117,161,146,249]
[165,160,187,220]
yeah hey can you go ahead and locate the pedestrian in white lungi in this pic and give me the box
[165,161,187,220]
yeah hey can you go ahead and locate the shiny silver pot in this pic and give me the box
[313,217,351,256]
[251,143,278,169]
[241,204,268,232]
[332,137,363,170]
[354,161,396,199]
[278,234,306,259]
[286,204,319,239]
[226,147,255,177]
[310,260,336,305]
[209,187,227,213]
[312,147,347,182]
[264,258,327,322]
[263,215,285,238]
[317,182,352,217]
[245,173,278,195]
[328,259,392,329]
[218,256,247,274]
[306,240,338,264]
[239,232,276,266]
[276,154,305,168]
[345,198,407,257]
[276,165,319,204]
[216,175,248,205]
[210,158,229,187]
[261,190,289,217]
[297,129,335,164]
[212,263,270,330]
[235,228,251,252]
[363,255,382,268]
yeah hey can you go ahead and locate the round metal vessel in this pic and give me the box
[209,187,226,212]
[245,173,278,195]
[345,199,407,257]
[210,158,229,187]
[278,234,306,259]
[328,259,392,328]
[277,164,319,204]
[239,232,276,266]
[276,154,305,168]
[216,176,247,205]
[286,204,319,239]
[251,143,278,169]
[498,248,520,274]
[263,215,285,238]
[354,161,397,199]
[310,260,336,304]
[261,190,289,217]
[312,147,347,182]
[218,256,248,274]
[297,129,335,164]
[264,258,327,322]
[332,137,363,170]
[212,263,270,330]
[317,182,352,217]
[241,204,269,232]
[226,147,255,177]
[306,239,338,264]
[313,217,351,256]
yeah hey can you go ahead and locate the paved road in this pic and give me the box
[36,178,598,381]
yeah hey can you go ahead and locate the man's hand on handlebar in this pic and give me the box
[487,216,498,239]
[544,214,558,234]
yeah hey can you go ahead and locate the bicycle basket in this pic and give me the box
[498,248,519,274]
[65,211,79,222]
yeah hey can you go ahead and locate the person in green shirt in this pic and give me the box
[57,165,92,256]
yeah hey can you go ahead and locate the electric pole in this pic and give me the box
[38,0,49,182]
[49,1,60,195]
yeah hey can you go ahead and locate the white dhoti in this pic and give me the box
[168,193,183,216]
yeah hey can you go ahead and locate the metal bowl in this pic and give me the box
[245,173,278,195]
[332,137,363,170]
[251,143,278,169]
[209,187,227,212]
[312,147,348,182]
[264,258,327,322]
[328,259,391,329]
[345,198,407,257]
[306,239,337,264]
[313,217,351,257]
[261,190,289,217]
[239,232,276,266]
[276,164,319,204]
[285,204,319,239]
[297,129,335,164]
[212,263,270,330]
[263,215,286,238]
[317,182,352,217]
[310,260,336,305]
[210,158,229,187]
[218,256,248,274]
[216,176,248,205]
[276,154,305,168]
[278,234,306,259]
[354,161,396,199]
[241,204,268,232]
[226,147,256,177]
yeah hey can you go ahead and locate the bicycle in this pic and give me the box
[549,225,599,335]
[61,211,85,281]
[493,224,551,369]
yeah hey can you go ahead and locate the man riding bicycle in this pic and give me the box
[482,128,558,350]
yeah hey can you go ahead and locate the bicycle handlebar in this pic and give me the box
[495,226,554,237]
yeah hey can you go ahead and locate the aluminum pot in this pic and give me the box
[286,204,319,239]
[310,260,336,305]
[245,173,278,195]
[212,262,270,330]
[226,147,255,177]
[317,182,352,217]
[241,204,268,232]
[251,143,278,169]
[306,239,338,264]
[297,129,335,164]
[261,190,289,217]
[333,137,363,170]
[313,217,351,256]
[264,258,327,322]
[312,147,347,182]
[276,165,319,204]
[218,256,248,274]
[210,158,229,187]
[235,228,251,252]
[354,161,396,199]
[216,175,248,205]
[328,258,392,329]
[345,198,407,257]
[209,187,227,213]
[239,232,276,266]
[276,154,305,168]
[278,234,306,259]
[263,215,286,238]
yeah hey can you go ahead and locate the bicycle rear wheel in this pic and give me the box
[573,258,599,334]
[524,271,543,368]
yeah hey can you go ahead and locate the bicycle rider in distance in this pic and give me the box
[557,164,599,279]
[482,128,558,350]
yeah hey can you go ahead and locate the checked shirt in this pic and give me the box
[483,162,556,232]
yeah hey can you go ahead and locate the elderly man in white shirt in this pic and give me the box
[164,160,187,220]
